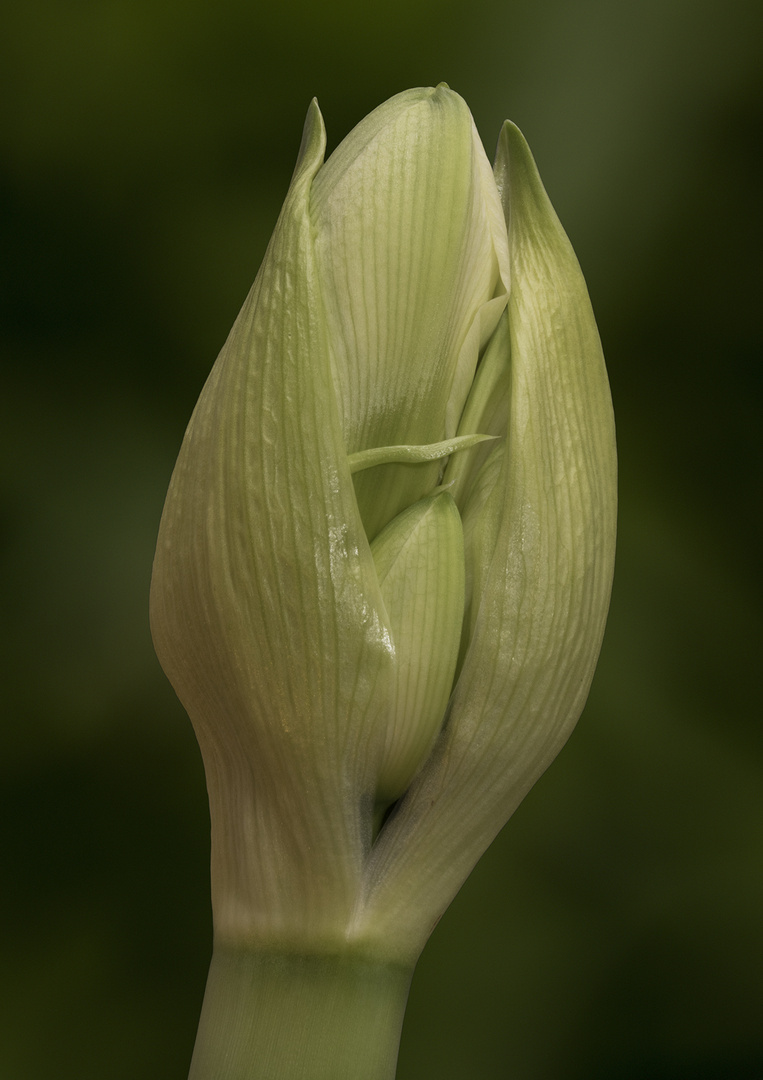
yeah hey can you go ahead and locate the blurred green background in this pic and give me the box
[1,0,761,1077]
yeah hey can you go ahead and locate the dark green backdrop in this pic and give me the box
[2,0,761,1077]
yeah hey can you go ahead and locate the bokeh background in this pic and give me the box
[2,0,761,1077]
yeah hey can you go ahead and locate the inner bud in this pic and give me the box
[370,491,465,819]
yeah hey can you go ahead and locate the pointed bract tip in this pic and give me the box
[293,97,326,181]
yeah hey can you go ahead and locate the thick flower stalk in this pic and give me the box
[150,85,616,1080]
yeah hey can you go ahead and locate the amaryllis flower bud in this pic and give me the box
[150,84,616,1080]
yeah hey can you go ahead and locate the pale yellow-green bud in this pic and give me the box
[150,86,616,966]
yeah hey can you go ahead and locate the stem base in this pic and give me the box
[189,944,414,1080]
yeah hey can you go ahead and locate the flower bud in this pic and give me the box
[150,86,616,962]
[370,491,464,810]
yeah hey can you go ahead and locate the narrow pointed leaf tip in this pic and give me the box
[150,88,616,963]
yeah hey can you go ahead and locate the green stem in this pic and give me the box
[188,944,414,1080]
